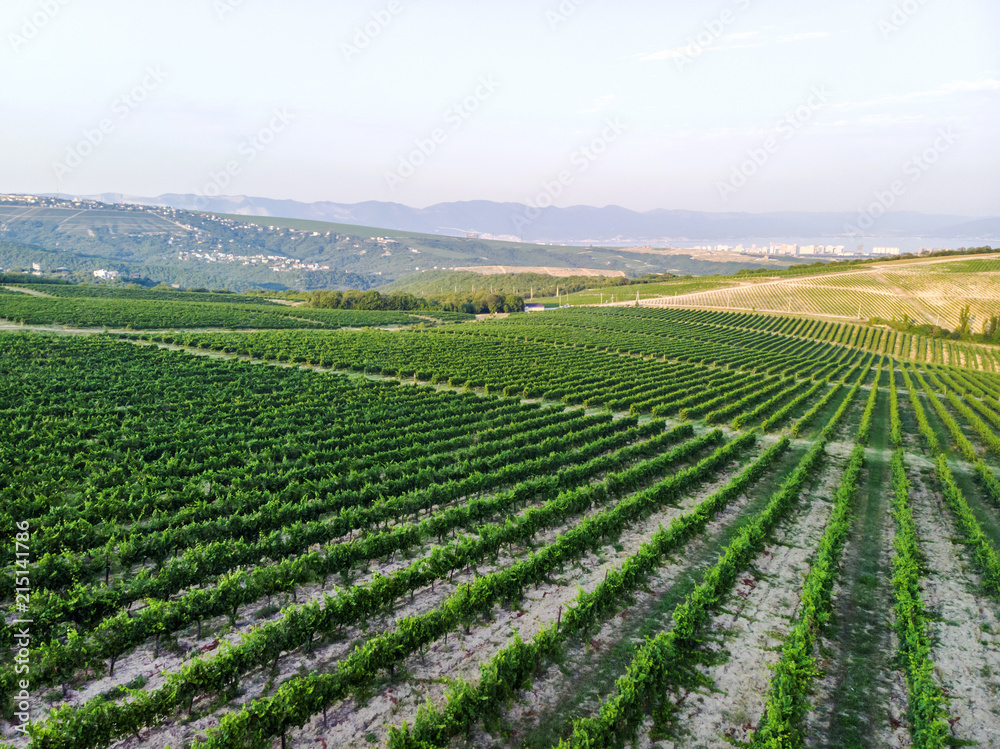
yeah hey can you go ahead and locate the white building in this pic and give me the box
[93,269,120,280]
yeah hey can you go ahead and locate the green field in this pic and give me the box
[5,298,1000,749]
[0,286,471,329]
[558,276,743,305]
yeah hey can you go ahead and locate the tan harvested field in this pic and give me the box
[636,254,1000,330]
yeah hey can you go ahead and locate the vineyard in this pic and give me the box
[0,289,471,330]
[557,278,743,306]
[633,254,1000,330]
[3,301,1000,749]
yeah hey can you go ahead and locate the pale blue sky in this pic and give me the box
[3,0,998,214]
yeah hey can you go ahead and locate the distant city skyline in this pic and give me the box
[4,0,998,216]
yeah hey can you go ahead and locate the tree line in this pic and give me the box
[871,304,1000,346]
[306,288,524,314]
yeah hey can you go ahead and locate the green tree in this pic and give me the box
[485,293,504,314]
[982,314,1000,343]
[958,304,972,338]
[356,289,384,310]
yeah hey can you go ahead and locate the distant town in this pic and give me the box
[689,243,903,257]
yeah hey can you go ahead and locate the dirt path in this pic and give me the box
[644,450,841,747]
[909,463,1000,747]
[1,285,52,297]
[262,298,304,306]
[487,445,803,749]
[807,453,910,748]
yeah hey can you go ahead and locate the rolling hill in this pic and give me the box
[0,196,818,291]
[630,253,1000,329]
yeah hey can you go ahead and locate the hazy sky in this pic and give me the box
[4,0,999,214]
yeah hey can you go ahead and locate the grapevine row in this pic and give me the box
[387,437,794,748]
[750,442,866,746]
[30,434,754,749]
[888,450,951,747]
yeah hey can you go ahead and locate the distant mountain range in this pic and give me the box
[2,196,825,292]
[76,193,1000,244]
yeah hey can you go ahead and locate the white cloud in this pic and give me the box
[640,30,829,61]
[775,31,830,43]
[835,78,1000,110]
[927,78,1000,95]
[579,94,616,114]
[816,113,931,129]
[640,45,699,61]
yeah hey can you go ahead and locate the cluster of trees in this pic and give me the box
[0,272,70,284]
[981,314,1000,344]
[149,283,236,294]
[307,289,421,311]
[307,288,524,314]
[436,292,525,314]
[872,305,1000,345]
[871,317,961,340]
[382,271,681,300]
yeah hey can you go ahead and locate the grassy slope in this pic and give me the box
[558,277,744,305]
[623,254,1000,329]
